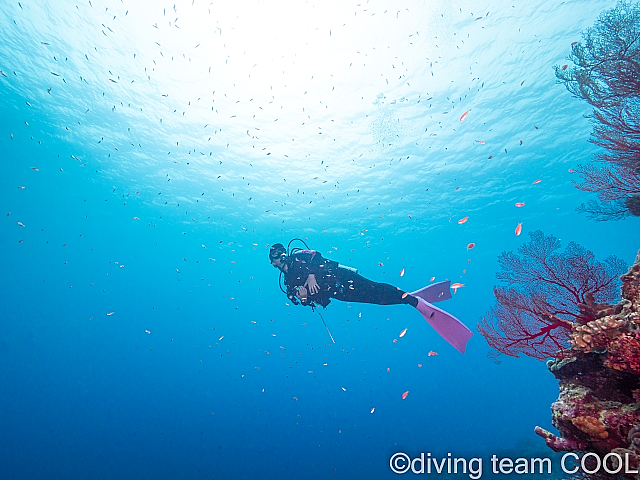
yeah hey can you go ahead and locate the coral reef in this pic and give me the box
[535,250,640,478]
[478,231,627,361]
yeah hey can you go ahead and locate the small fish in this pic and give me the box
[370,407,375,414]
[562,64,568,70]
[568,169,574,173]
[515,202,525,207]
[519,140,523,145]
[430,276,435,281]
[392,339,398,343]
[106,312,115,316]
[145,330,151,334]
[387,368,390,372]
[133,216,140,220]
[451,283,464,293]
[476,140,485,144]
[458,216,468,224]
[30,167,38,171]
[17,221,25,227]
[401,292,408,299]
[408,214,412,219]
[534,125,539,129]
[460,110,469,121]
[487,155,493,159]
[399,268,405,277]
[0,71,7,77]
[17,186,25,189]
[467,243,475,250]
[399,328,407,338]
[342,387,346,391]
[532,179,541,184]
[402,391,409,400]
[515,223,522,236]
[428,351,438,356]
[378,262,384,266]
[218,335,224,341]
[418,364,422,368]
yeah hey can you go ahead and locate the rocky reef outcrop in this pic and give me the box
[535,250,640,478]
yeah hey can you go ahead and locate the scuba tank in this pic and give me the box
[338,264,358,274]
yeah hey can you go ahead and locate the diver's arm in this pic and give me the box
[296,286,309,303]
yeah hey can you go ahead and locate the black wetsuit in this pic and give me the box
[283,250,418,308]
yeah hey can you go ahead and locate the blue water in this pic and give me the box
[1,0,638,479]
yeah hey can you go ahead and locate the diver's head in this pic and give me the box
[269,243,287,270]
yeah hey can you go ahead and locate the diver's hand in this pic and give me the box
[305,274,320,295]
[296,286,308,302]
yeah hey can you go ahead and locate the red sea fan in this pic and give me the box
[478,288,574,360]
[478,231,627,361]
[574,163,640,221]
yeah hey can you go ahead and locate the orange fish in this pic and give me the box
[568,169,574,173]
[534,125,539,129]
[400,268,405,277]
[402,391,409,399]
[430,276,435,281]
[515,223,522,236]
[476,140,485,144]
[515,202,525,207]
[378,262,384,266]
[532,179,541,184]
[399,328,407,338]
[460,110,469,121]
[387,368,390,372]
[393,339,398,343]
[418,364,422,368]
[458,216,468,224]
[408,214,412,219]
[467,243,475,250]
[428,351,438,356]
[451,283,464,293]
[401,292,408,299]
[562,64,568,70]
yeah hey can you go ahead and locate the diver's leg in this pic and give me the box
[331,272,418,307]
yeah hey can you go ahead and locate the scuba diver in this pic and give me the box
[269,240,473,353]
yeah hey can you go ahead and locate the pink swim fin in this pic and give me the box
[410,281,452,303]
[415,297,473,354]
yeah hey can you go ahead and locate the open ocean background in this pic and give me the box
[1,0,638,479]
